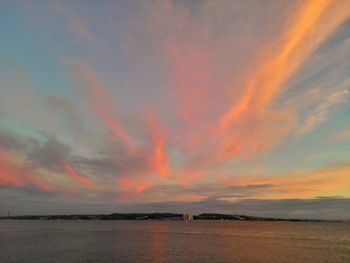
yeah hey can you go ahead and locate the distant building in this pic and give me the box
[183,213,193,221]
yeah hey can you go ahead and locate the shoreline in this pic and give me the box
[0,213,342,222]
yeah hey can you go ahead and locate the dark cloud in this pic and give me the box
[0,128,72,173]
[0,129,25,151]
[75,152,149,177]
[0,127,153,179]
[26,135,71,171]
[74,155,120,175]
[73,135,161,177]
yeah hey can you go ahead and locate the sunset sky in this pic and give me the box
[1,0,350,219]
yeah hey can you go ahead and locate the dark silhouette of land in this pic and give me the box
[0,213,337,221]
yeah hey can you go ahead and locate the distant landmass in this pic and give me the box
[0,213,337,222]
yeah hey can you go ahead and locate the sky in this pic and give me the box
[0,0,350,219]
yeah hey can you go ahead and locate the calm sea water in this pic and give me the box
[0,220,349,263]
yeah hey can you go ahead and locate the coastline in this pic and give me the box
[0,213,342,222]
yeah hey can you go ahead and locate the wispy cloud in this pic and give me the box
[298,89,349,134]
[48,1,94,43]
[1,0,350,215]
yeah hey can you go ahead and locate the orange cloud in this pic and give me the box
[62,160,93,188]
[148,139,167,177]
[156,0,350,186]
[26,174,52,192]
[0,149,52,191]
[145,113,169,178]
[221,0,350,129]
[213,0,350,161]
[217,108,297,161]
[53,1,350,198]
[222,163,350,199]
[0,151,25,187]
[117,176,151,194]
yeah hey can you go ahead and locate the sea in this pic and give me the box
[0,220,349,263]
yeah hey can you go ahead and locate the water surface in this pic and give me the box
[1,220,349,263]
